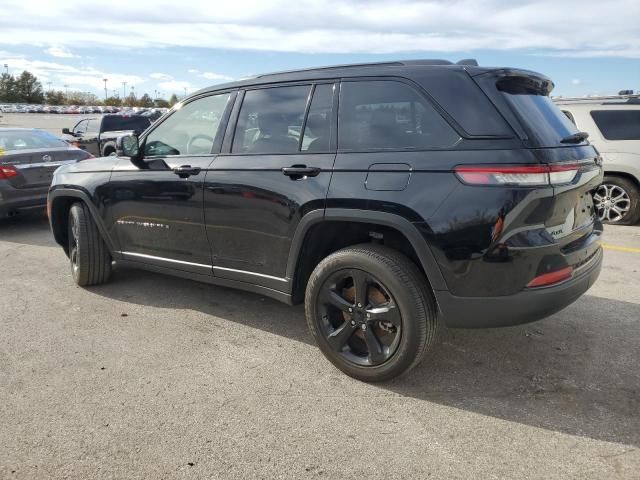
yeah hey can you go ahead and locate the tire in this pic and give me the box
[102,144,116,157]
[68,202,112,286]
[305,244,440,382]
[594,176,640,225]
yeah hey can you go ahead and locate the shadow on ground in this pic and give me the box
[86,264,640,448]
[0,211,53,247]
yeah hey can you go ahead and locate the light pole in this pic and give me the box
[64,84,69,99]
[3,64,7,75]
[122,81,127,99]
[47,82,52,91]
[103,78,108,102]
[183,87,187,98]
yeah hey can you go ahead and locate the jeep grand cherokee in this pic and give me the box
[48,59,603,382]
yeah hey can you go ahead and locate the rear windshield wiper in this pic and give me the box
[560,131,589,144]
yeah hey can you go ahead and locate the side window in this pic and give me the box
[301,84,334,152]
[86,119,99,133]
[144,93,231,156]
[73,120,88,135]
[562,110,576,125]
[338,80,459,151]
[590,110,640,140]
[232,85,310,154]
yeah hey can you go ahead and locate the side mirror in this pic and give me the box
[116,134,141,161]
[62,128,71,135]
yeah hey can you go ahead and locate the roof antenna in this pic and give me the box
[457,59,479,66]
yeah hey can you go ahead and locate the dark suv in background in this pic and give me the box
[48,59,603,382]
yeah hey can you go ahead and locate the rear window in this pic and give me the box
[0,130,67,151]
[590,110,640,140]
[102,116,151,133]
[497,77,580,147]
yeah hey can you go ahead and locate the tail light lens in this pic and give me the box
[455,164,579,186]
[526,266,573,288]
[0,166,18,179]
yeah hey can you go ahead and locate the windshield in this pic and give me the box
[497,76,581,147]
[0,129,68,151]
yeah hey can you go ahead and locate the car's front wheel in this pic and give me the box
[305,244,440,382]
[68,202,112,286]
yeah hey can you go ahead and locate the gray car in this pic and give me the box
[0,128,93,218]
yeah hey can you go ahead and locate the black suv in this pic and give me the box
[48,60,603,382]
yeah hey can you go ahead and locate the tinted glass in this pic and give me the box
[102,115,151,134]
[338,80,459,151]
[302,84,334,152]
[0,130,68,151]
[232,85,310,154]
[498,77,580,147]
[590,110,640,140]
[144,93,231,156]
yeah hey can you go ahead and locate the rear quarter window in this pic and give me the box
[590,110,640,140]
[338,80,460,151]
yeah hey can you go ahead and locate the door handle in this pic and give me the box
[173,165,202,178]
[282,165,321,179]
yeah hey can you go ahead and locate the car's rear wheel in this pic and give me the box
[68,202,112,286]
[305,244,440,382]
[594,176,640,225]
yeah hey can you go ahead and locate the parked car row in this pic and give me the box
[0,104,169,116]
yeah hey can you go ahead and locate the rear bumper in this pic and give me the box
[436,247,602,328]
[0,183,48,217]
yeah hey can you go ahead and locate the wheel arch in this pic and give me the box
[286,209,447,304]
[101,141,117,156]
[603,170,640,189]
[49,188,117,256]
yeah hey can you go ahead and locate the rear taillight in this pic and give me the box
[455,164,579,186]
[0,166,18,179]
[526,266,573,288]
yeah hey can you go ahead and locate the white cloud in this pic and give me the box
[0,53,143,90]
[187,69,199,74]
[0,0,638,57]
[150,72,173,80]
[571,79,582,85]
[199,71,233,81]
[45,45,78,58]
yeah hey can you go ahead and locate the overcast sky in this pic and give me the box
[0,0,638,98]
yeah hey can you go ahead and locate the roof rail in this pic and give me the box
[253,58,479,79]
[553,94,640,104]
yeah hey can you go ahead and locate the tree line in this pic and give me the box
[0,70,179,108]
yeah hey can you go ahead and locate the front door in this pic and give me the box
[106,92,235,274]
[203,83,337,288]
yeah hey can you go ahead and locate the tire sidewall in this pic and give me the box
[306,248,429,382]
[68,204,88,285]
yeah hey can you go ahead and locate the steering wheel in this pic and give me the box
[187,134,214,154]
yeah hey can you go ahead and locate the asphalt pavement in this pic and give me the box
[0,213,639,479]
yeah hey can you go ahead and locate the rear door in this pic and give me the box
[203,82,337,288]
